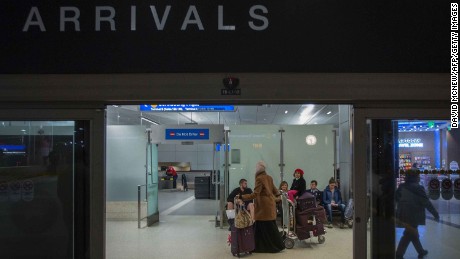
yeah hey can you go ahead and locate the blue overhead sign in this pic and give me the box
[140,105,234,112]
[0,145,25,152]
[165,129,209,140]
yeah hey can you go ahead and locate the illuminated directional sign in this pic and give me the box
[165,129,209,140]
[140,105,234,112]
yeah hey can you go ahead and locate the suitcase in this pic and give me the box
[295,208,314,240]
[231,225,255,257]
[296,192,317,211]
[312,206,328,224]
[344,198,354,219]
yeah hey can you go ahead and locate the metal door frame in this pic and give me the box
[0,108,105,259]
[353,107,449,259]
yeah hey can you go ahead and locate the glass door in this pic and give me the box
[353,108,457,259]
[146,138,159,225]
[0,109,104,259]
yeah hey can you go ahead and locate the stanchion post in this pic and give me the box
[138,185,141,229]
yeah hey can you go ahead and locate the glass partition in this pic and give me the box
[228,125,281,191]
[147,143,159,225]
[0,121,76,258]
[367,119,460,258]
[283,125,335,191]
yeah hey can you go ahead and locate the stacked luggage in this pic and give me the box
[280,191,326,249]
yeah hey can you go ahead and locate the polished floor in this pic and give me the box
[106,190,460,259]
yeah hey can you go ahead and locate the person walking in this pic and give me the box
[395,171,439,259]
[238,161,284,253]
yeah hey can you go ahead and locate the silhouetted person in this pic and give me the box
[395,172,439,259]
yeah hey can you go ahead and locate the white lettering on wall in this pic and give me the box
[249,5,268,31]
[23,7,46,32]
[60,7,80,32]
[218,5,235,30]
[150,6,171,30]
[95,6,116,31]
[181,6,204,30]
[131,6,136,31]
[22,5,269,32]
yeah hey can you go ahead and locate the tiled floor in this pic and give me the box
[107,190,353,259]
[106,216,353,259]
[106,190,460,259]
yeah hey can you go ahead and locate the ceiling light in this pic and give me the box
[285,110,288,114]
[327,111,332,115]
[314,122,318,124]
[21,129,26,132]
[299,104,315,124]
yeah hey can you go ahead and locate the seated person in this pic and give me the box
[277,181,290,228]
[279,181,289,193]
[277,181,289,213]
[323,177,346,228]
[306,180,323,205]
[288,168,306,201]
[227,178,254,221]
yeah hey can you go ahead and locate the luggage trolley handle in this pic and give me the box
[234,195,245,212]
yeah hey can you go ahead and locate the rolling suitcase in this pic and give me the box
[231,225,255,257]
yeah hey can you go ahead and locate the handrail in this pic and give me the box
[138,184,147,228]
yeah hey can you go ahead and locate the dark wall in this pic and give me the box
[0,0,450,73]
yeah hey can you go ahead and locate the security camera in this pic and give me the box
[223,77,239,89]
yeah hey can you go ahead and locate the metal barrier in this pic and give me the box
[138,184,147,228]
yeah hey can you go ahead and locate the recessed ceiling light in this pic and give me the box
[21,129,26,132]
[327,111,332,115]
[285,110,288,114]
